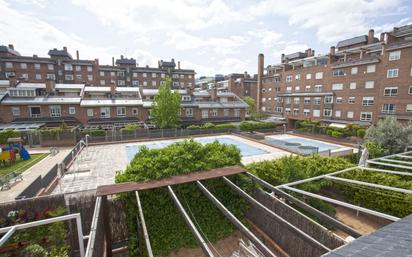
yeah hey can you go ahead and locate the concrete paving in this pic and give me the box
[0,149,71,203]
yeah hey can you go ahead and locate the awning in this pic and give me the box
[329,123,347,128]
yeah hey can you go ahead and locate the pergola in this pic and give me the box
[84,149,412,257]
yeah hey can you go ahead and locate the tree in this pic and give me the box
[364,116,412,155]
[151,76,181,129]
[244,96,266,120]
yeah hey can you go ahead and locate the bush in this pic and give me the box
[0,130,21,144]
[326,130,333,136]
[115,140,248,256]
[365,141,384,159]
[215,123,237,130]
[239,121,276,132]
[331,131,343,138]
[202,122,215,129]
[356,128,366,138]
[187,125,201,130]
[121,124,140,135]
[81,129,105,137]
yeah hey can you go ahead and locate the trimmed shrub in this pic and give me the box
[331,131,344,138]
[115,140,248,256]
[215,124,237,130]
[81,129,106,137]
[356,128,366,138]
[239,121,276,132]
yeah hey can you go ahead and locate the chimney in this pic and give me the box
[110,82,116,95]
[112,57,115,66]
[209,86,217,101]
[380,33,385,42]
[76,50,79,60]
[330,46,335,56]
[63,46,67,52]
[8,75,17,87]
[8,44,14,50]
[33,54,38,58]
[307,48,312,57]
[120,55,124,59]
[311,49,315,56]
[257,53,264,111]
[281,53,285,63]
[178,61,180,69]
[45,78,56,93]
[367,29,374,44]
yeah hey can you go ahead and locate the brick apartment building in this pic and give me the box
[0,46,247,128]
[258,24,412,127]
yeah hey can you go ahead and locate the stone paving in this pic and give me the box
[54,135,291,194]
[0,149,71,203]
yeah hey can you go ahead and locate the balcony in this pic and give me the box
[331,57,380,68]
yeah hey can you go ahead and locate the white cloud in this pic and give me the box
[247,0,406,43]
[218,58,249,74]
[248,29,283,48]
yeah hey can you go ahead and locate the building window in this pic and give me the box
[348,97,355,104]
[202,109,209,119]
[76,74,82,80]
[186,108,193,117]
[304,97,310,105]
[69,107,76,115]
[347,111,354,119]
[285,108,291,115]
[234,109,240,117]
[293,108,299,116]
[29,106,41,118]
[20,63,27,69]
[275,107,283,113]
[117,107,126,116]
[100,80,106,85]
[152,81,157,87]
[335,110,341,118]
[88,75,93,81]
[323,109,332,117]
[64,64,73,71]
[117,71,125,77]
[313,109,320,117]
[132,80,139,86]
[382,104,396,114]
[362,97,374,106]
[224,109,229,117]
[286,75,292,82]
[161,73,165,78]
[384,87,398,96]
[314,85,322,92]
[65,74,74,80]
[285,97,291,104]
[5,62,13,68]
[151,73,157,78]
[5,72,15,78]
[305,85,311,92]
[50,105,61,117]
[389,50,401,61]
[351,67,358,75]
[34,63,41,70]
[332,69,345,77]
[87,109,94,117]
[314,97,321,105]
[11,107,20,116]
[48,64,54,70]
[100,71,105,76]
[293,97,300,105]
[182,95,191,102]
[212,109,218,117]
[35,74,42,80]
[295,86,300,91]
[295,74,301,80]
[303,109,310,116]
[336,97,343,104]
[286,86,292,93]
[315,72,323,79]
[365,81,374,89]
[306,74,311,80]
[324,96,333,104]
[87,66,93,72]
[349,82,356,89]
[100,107,110,118]
[143,81,147,87]
[132,108,139,116]
[118,80,125,86]
[387,69,399,78]
[409,86,412,95]
[110,71,115,77]
[46,74,56,80]
[366,65,376,73]
[332,83,343,90]
[360,112,372,122]
[21,73,28,79]
[75,65,81,72]
[406,104,412,112]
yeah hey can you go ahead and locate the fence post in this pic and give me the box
[102,196,113,257]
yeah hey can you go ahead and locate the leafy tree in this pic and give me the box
[244,96,266,120]
[151,76,181,128]
[364,116,412,155]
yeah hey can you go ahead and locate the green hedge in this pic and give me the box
[115,140,248,256]
[239,121,277,132]
[81,129,106,137]
[0,130,21,144]
[187,123,237,130]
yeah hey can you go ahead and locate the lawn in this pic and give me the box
[0,153,49,178]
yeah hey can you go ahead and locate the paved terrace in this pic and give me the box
[0,148,71,203]
[54,135,291,194]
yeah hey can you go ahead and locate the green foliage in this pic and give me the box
[356,128,366,138]
[186,125,201,130]
[187,123,237,130]
[365,116,412,155]
[0,130,21,144]
[202,122,215,129]
[81,129,106,137]
[215,123,237,130]
[151,76,182,129]
[39,128,63,137]
[331,131,343,138]
[115,140,247,256]
[120,124,140,135]
[365,141,384,159]
[296,120,367,139]
[244,96,266,120]
[239,121,277,132]
[338,169,412,217]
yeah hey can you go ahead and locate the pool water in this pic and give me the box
[126,137,269,161]
[266,136,340,152]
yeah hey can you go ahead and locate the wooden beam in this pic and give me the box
[96,166,246,196]
[101,196,113,257]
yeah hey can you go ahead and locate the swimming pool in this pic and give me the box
[265,134,344,155]
[126,136,269,161]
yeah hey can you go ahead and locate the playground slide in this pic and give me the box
[20,148,30,160]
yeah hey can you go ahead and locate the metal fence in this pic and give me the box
[85,197,104,257]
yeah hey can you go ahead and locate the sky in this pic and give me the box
[1,0,411,77]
